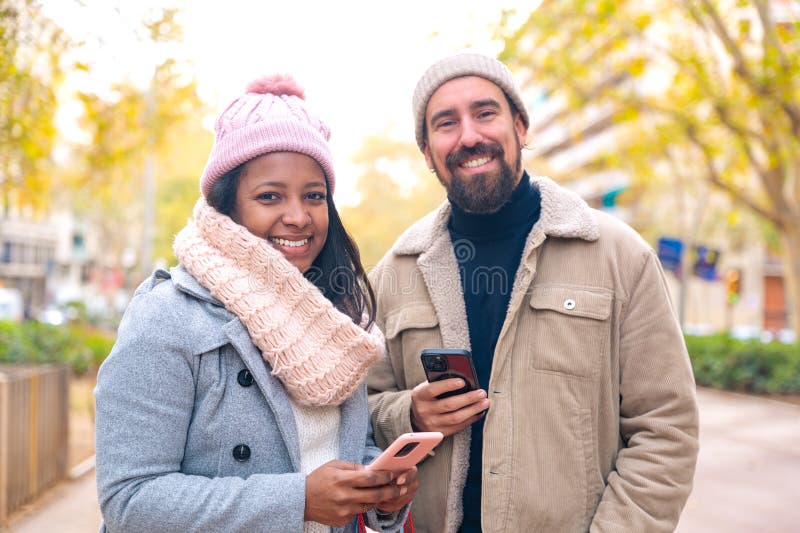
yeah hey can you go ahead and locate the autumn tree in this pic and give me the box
[67,8,210,276]
[499,0,800,333]
[341,132,444,269]
[151,114,212,265]
[0,0,70,214]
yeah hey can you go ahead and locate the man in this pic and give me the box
[367,52,699,532]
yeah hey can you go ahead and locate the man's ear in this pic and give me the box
[423,143,433,170]
[514,114,528,146]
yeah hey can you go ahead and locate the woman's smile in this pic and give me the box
[231,152,329,273]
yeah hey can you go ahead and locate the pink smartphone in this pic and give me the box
[366,432,444,473]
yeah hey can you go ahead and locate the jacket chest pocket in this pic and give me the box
[524,286,613,378]
[384,304,442,388]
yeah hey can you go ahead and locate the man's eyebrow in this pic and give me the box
[470,98,502,111]
[429,108,456,126]
[429,98,504,126]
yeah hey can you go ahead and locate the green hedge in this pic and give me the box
[685,334,800,394]
[1,320,798,393]
[0,320,116,375]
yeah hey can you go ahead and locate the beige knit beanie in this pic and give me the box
[412,52,530,150]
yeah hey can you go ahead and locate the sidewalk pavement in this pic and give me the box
[6,387,800,532]
[6,469,101,533]
[676,387,800,532]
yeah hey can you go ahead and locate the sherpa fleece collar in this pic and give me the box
[392,175,599,256]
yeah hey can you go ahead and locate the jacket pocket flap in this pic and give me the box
[384,305,439,339]
[529,286,612,320]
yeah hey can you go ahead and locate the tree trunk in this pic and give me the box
[780,223,800,337]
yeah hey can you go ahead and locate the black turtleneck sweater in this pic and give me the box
[448,171,541,532]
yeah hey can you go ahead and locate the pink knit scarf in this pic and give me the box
[173,198,382,407]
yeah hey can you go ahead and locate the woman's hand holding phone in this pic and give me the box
[366,432,438,513]
[374,465,419,513]
[304,460,407,526]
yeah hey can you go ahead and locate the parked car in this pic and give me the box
[0,287,24,321]
[37,305,66,326]
[729,324,797,344]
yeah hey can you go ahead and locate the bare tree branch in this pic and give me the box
[640,27,771,145]
[694,0,800,136]
[532,71,630,135]
[693,0,760,90]
[751,115,794,215]
[712,102,769,141]
[632,94,771,170]
[753,0,790,70]
[752,0,800,136]
[533,113,617,158]
[685,123,782,227]
[713,102,773,173]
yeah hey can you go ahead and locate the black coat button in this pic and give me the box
[232,444,251,462]
[237,369,254,387]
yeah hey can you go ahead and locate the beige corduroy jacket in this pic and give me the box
[367,175,699,533]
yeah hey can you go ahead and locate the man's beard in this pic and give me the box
[433,140,521,214]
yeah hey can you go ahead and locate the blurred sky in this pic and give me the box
[40,0,538,204]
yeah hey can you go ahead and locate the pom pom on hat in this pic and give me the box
[246,74,305,99]
[200,74,335,197]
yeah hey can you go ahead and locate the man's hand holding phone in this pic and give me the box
[412,349,490,437]
[410,379,489,436]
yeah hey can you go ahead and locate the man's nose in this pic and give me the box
[459,118,484,147]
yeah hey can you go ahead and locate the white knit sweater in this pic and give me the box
[290,400,341,533]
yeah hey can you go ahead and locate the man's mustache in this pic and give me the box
[445,142,504,168]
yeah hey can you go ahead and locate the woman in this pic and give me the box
[94,75,416,532]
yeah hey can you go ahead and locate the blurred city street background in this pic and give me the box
[2,0,800,531]
[5,387,799,532]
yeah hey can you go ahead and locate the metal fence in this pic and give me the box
[0,364,69,526]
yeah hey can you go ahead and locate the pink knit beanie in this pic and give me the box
[200,74,336,197]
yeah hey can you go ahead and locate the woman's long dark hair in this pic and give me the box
[206,164,376,329]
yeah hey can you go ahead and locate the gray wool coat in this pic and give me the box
[95,266,408,533]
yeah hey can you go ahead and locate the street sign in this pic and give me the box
[693,245,720,281]
[657,237,684,274]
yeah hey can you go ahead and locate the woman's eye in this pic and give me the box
[257,192,279,201]
[307,192,326,201]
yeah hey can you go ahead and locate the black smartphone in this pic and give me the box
[420,348,480,399]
